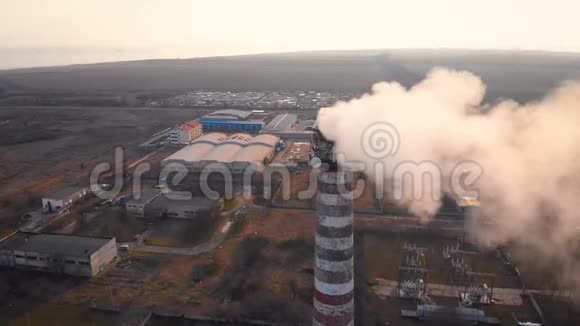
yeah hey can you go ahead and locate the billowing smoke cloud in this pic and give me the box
[317,67,580,291]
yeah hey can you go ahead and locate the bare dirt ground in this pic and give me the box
[272,169,314,206]
[353,178,379,211]
[0,107,203,227]
[46,207,315,324]
[2,206,537,325]
[74,206,148,242]
[0,106,564,325]
[143,217,220,248]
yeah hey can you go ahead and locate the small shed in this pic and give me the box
[42,187,88,213]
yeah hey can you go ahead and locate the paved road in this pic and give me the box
[19,208,68,233]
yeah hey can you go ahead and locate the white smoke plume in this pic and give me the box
[317,67,580,291]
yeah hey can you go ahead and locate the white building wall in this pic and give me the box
[0,238,116,277]
[170,130,180,144]
[179,129,191,144]
[90,238,118,276]
[42,188,88,212]
[9,250,93,276]
[126,202,146,217]
[42,198,64,211]
[170,125,202,145]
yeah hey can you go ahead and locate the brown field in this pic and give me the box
[0,106,566,325]
[1,204,541,325]
[74,206,148,242]
[0,107,204,227]
[143,217,220,248]
[49,208,315,324]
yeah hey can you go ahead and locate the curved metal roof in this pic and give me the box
[231,134,278,163]
[233,145,274,163]
[165,142,216,162]
[164,133,227,162]
[164,132,280,164]
[193,132,228,144]
[248,134,279,147]
[203,143,244,162]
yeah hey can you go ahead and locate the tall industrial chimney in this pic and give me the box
[312,129,354,326]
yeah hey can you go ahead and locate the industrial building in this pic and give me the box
[150,195,222,219]
[199,118,264,133]
[42,186,88,213]
[0,232,117,277]
[162,132,280,174]
[270,141,312,170]
[456,196,482,242]
[125,190,221,219]
[169,120,202,145]
[198,109,265,133]
[262,113,297,132]
[125,190,162,218]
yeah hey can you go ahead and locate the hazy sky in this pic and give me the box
[1,0,579,68]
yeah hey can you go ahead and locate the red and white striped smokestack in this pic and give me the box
[313,171,354,326]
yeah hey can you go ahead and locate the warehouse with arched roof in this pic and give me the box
[164,133,228,162]
[162,132,281,174]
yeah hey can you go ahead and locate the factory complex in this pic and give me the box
[0,105,561,326]
[165,109,310,146]
[161,109,314,180]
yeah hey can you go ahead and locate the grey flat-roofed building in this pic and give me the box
[204,109,252,120]
[42,186,88,212]
[0,232,117,277]
[125,190,162,217]
[147,194,222,219]
[263,113,297,132]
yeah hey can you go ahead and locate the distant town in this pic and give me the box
[150,90,361,110]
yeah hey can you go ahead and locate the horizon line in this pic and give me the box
[2,47,580,71]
